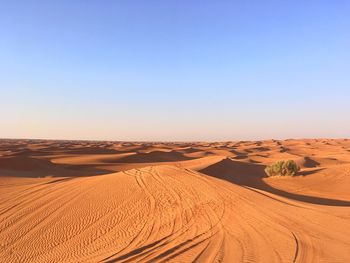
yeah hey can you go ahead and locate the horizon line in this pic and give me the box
[1,137,349,143]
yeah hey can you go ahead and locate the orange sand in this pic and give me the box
[0,139,349,262]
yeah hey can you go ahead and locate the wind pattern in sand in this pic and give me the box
[1,139,350,262]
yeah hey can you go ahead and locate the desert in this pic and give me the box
[3,1,350,262]
[0,138,349,262]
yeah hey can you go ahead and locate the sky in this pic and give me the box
[1,0,349,141]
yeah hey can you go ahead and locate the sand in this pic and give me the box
[0,138,349,262]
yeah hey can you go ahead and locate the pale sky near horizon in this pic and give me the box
[1,1,350,141]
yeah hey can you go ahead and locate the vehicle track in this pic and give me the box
[1,164,350,262]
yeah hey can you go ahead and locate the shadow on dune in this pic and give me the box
[13,147,121,156]
[303,157,321,168]
[253,146,270,152]
[279,146,289,153]
[0,156,109,178]
[116,150,194,163]
[200,158,350,207]
[230,149,248,160]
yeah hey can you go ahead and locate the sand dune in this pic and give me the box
[0,139,350,262]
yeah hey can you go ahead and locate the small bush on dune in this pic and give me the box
[265,160,300,177]
[265,160,284,177]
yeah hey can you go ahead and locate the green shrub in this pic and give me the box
[265,160,300,177]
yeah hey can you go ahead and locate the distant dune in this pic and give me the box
[1,139,350,262]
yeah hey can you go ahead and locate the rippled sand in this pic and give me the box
[1,139,350,262]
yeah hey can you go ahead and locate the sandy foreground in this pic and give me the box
[0,139,349,262]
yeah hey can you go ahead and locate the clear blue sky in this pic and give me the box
[1,1,349,141]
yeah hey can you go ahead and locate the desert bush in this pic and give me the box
[265,160,300,177]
